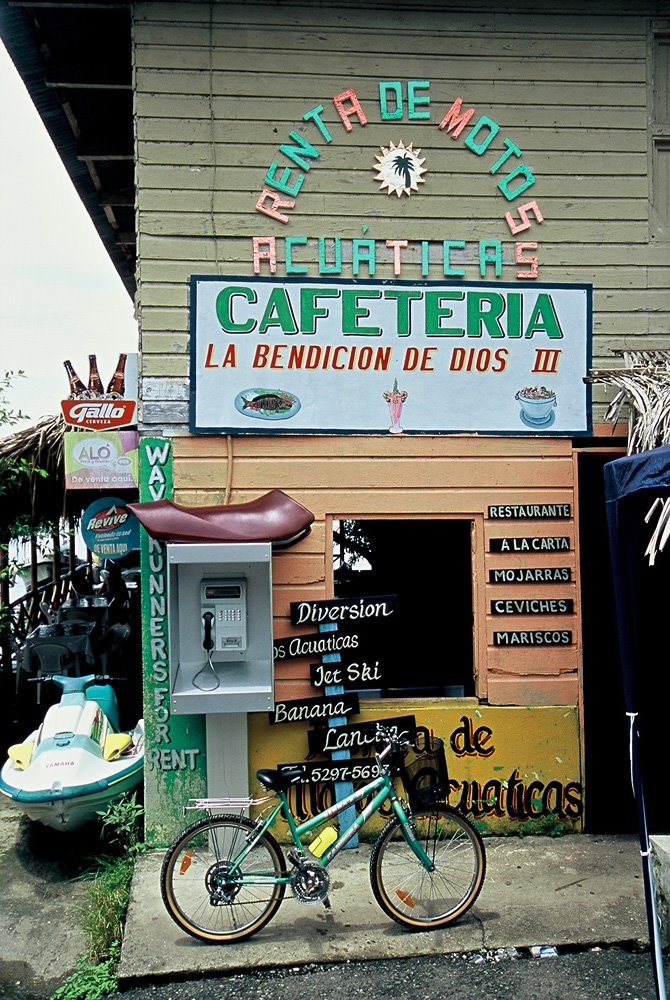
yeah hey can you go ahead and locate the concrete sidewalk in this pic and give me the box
[0,784,660,998]
[117,834,651,986]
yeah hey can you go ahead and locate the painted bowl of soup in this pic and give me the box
[515,386,557,422]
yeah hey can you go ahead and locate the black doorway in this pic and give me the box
[333,519,474,697]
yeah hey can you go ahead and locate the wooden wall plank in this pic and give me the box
[173,457,574,490]
[172,434,574,457]
[487,675,580,706]
[133,2,655,711]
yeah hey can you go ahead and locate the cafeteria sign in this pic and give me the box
[190,275,592,436]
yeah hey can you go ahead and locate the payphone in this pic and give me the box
[167,542,273,715]
[200,578,248,658]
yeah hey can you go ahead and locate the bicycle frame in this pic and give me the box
[164,729,486,943]
[215,765,436,888]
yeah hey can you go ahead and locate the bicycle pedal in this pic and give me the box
[322,896,331,910]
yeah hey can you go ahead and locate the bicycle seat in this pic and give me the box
[256,767,305,792]
[127,490,314,549]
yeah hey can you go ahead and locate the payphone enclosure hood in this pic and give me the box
[128,489,314,548]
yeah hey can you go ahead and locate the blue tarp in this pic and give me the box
[604,446,670,1000]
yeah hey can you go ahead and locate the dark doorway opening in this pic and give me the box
[333,519,474,697]
[579,452,670,834]
[579,452,634,832]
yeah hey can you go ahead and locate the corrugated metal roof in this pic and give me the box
[0,1,136,298]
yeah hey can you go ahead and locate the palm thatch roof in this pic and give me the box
[587,349,670,454]
[0,414,67,533]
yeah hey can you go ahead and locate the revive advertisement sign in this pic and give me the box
[80,496,140,559]
[190,276,592,436]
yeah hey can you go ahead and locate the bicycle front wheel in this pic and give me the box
[160,814,287,943]
[369,806,485,930]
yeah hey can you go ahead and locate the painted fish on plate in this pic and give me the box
[234,388,301,420]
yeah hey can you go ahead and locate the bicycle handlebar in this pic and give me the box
[373,723,414,766]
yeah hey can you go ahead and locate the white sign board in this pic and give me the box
[190,276,592,436]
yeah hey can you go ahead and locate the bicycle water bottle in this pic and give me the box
[307,826,338,858]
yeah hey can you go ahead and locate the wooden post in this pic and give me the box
[320,622,358,847]
[0,542,11,680]
[68,517,76,574]
[52,526,60,583]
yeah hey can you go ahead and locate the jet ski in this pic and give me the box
[0,674,144,831]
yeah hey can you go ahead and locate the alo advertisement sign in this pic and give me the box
[190,276,592,436]
[80,497,140,560]
[64,430,138,490]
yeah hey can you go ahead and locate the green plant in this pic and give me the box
[0,369,28,428]
[49,795,145,1000]
[50,942,120,1000]
[0,370,51,652]
[99,791,145,855]
[82,853,136,963]
[515,812,568,838]
[0,370,46,514]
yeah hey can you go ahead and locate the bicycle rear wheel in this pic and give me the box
[160,814,287,943]
[369,806,485,930]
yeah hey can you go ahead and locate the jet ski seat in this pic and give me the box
[127,489,314,548]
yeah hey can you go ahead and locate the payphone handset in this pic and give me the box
[200,578,248,657]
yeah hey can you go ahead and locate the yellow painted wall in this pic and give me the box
[248,702,583,836]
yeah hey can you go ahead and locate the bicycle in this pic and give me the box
[160,724,486,943]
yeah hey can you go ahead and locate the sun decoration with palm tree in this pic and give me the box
[373,140,427,197]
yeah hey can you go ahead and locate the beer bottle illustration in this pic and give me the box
[87,354,104,396]
[106,353,127,397]
[63,359,87,397]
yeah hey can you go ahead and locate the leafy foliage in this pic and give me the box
[82,854,136,963]
[99,790,145,856]
[0,371,48,530]
[50,943,121,1000]
[0,372,56,656]
[0,370,28,429]
[333,518,373,574]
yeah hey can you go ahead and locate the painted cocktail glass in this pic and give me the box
[383,379,408,434]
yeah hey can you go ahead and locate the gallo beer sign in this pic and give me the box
[62,398,136,430]
[61,353,138,430]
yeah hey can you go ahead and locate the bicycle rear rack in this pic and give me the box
[185,796,271,811]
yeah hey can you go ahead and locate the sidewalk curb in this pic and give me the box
[651,835,670,949]
[118,834,649,986]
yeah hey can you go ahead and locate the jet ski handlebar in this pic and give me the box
[27,673,125,690]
